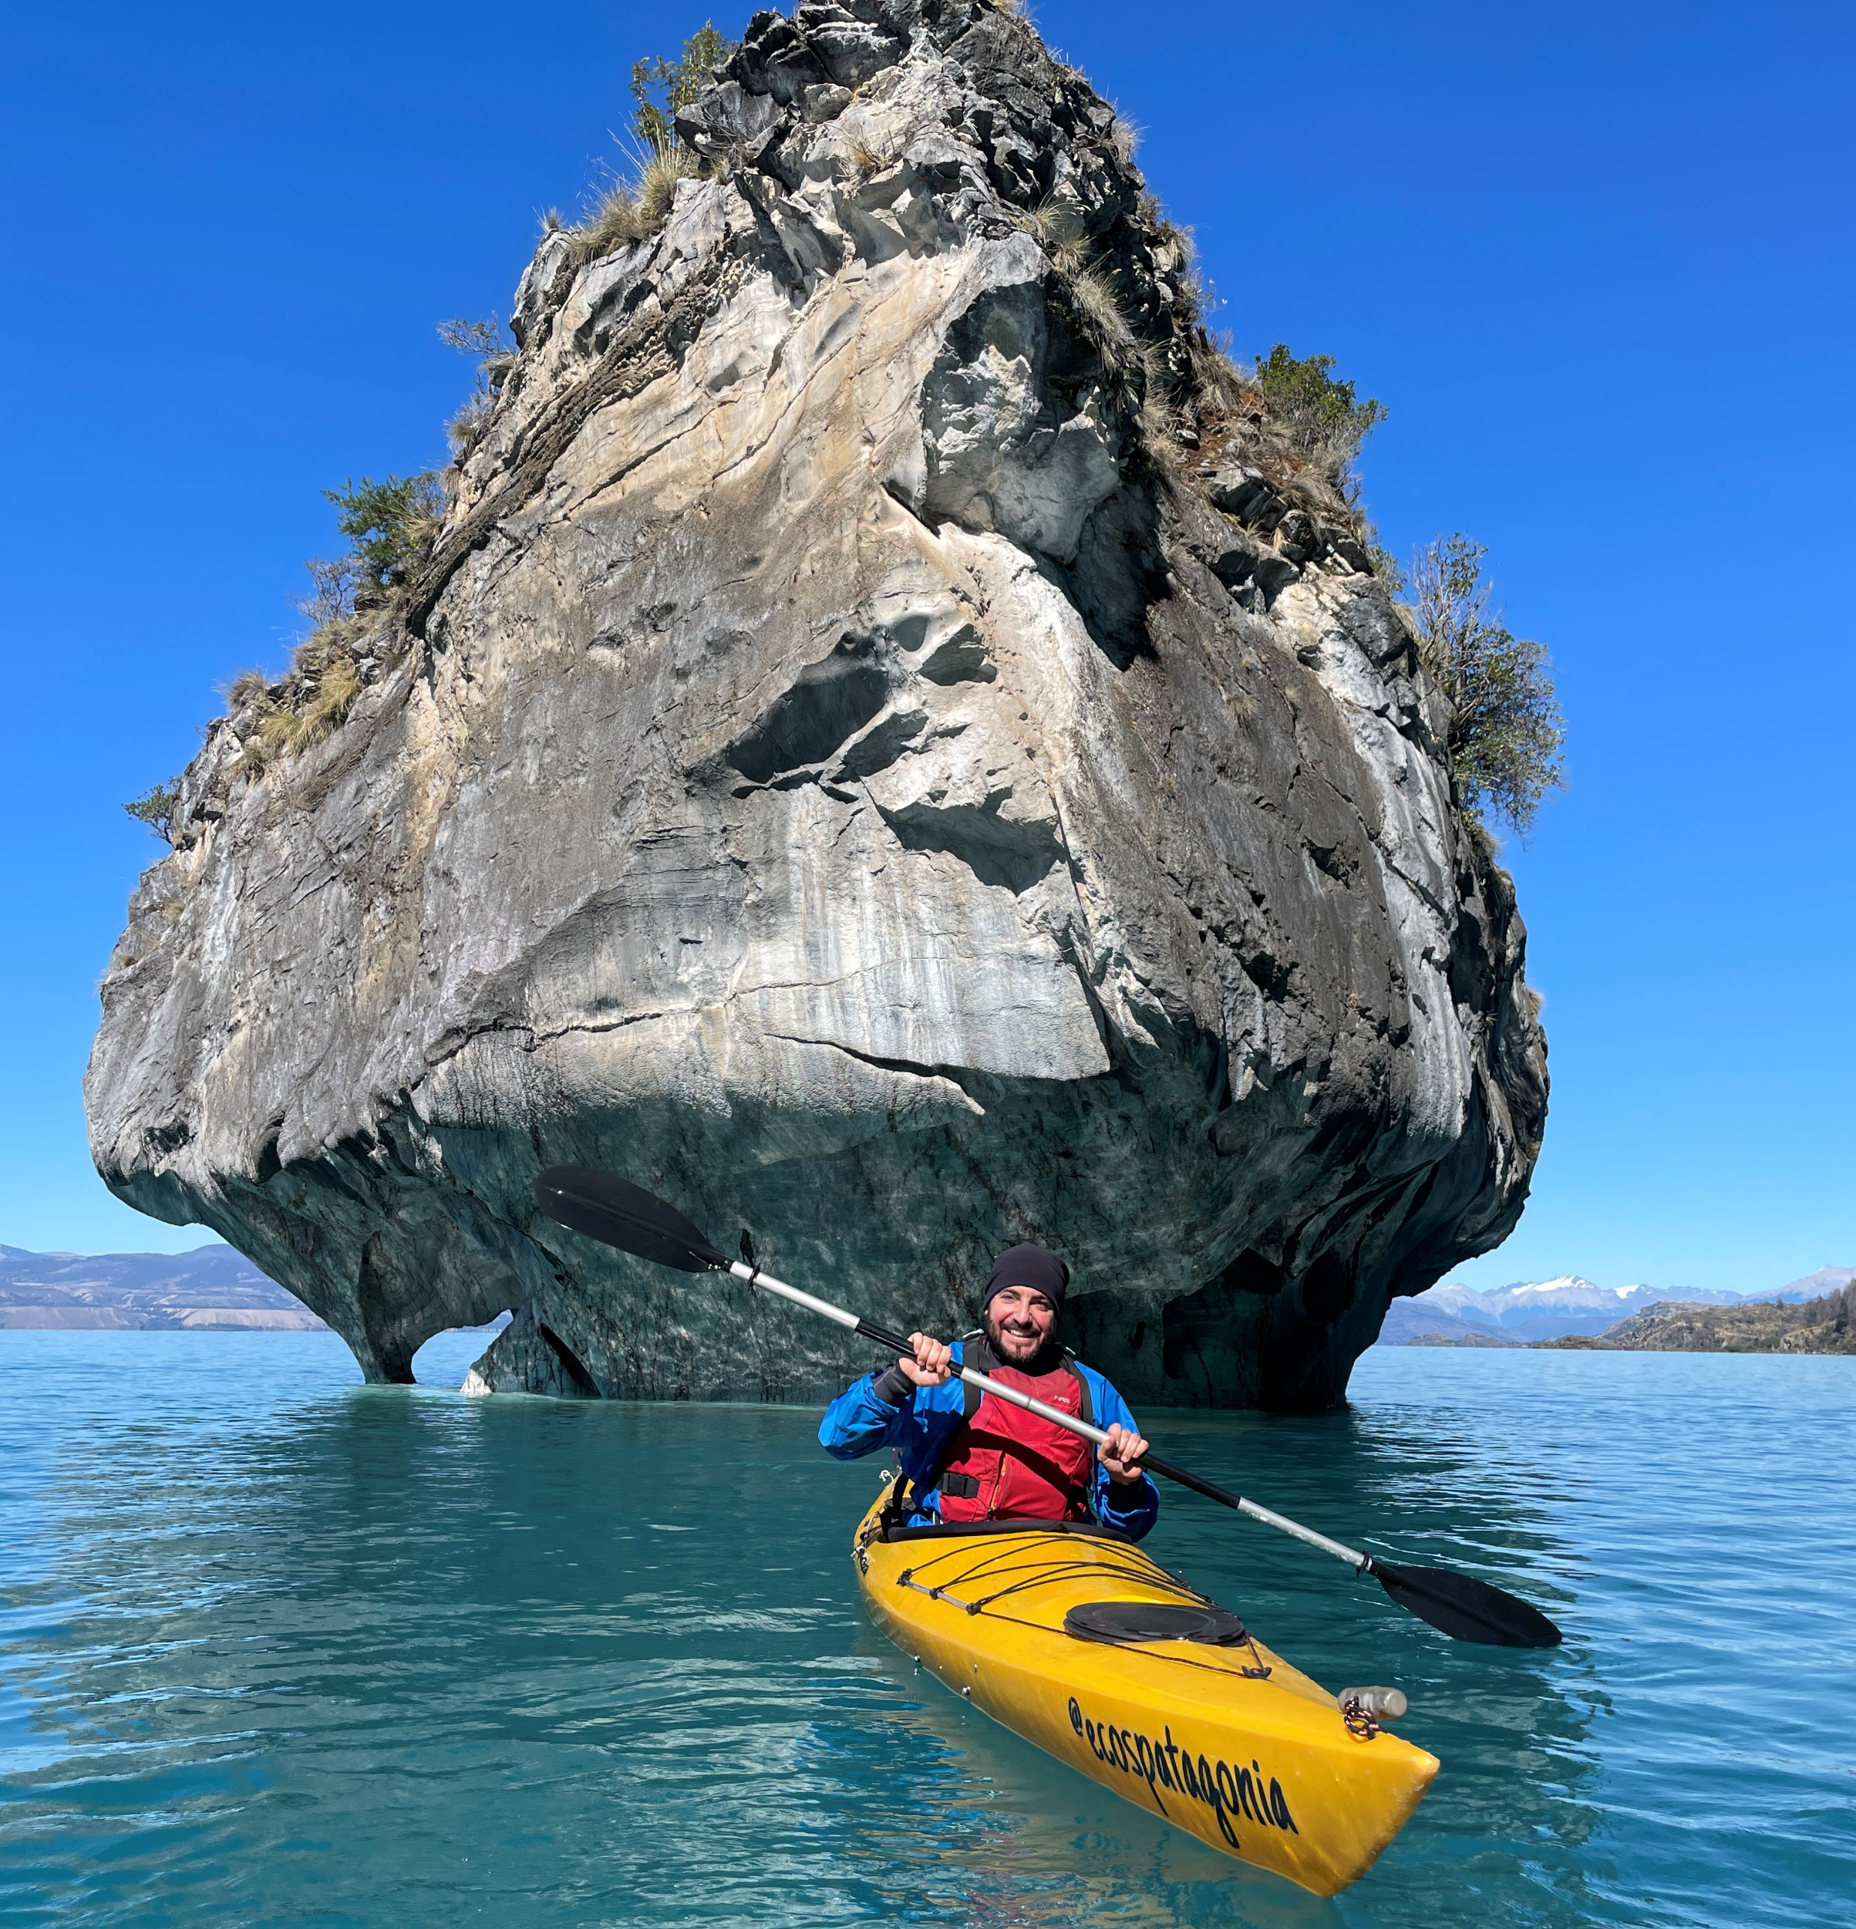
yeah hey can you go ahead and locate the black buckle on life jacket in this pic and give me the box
[939,1471,982,1499]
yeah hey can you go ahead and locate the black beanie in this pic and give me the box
[981,1243,1070,1317]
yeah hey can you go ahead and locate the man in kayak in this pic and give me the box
[818,1242,1159,1539]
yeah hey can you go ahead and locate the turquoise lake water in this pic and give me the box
[2,1333,1850,1926]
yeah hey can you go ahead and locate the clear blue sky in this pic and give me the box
[2,1,1849,1290]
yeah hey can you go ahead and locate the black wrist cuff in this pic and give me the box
[872,1365,915,1405]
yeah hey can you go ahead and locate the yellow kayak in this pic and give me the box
[853,1490,1438,1896]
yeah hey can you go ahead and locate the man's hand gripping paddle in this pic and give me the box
[534,1166,1563,1650]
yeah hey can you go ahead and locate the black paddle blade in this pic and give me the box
[1371,1560,1563,1649]
[534,1167,727,1274]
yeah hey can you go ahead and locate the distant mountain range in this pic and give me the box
[0,1242,324,1330]
[1379,1268,1854,1347]
[10,1240,1852,1352]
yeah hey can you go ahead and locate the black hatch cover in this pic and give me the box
[1063,1601,1248,1645]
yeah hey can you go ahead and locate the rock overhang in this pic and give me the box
[86,0,1547,1409]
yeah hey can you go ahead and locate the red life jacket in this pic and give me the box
[936,1338,1095,1523]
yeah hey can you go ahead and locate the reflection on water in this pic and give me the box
[1,1334,1851,1926]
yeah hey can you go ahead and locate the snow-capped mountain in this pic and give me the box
[1380,1268,1846,1345]
[1775,1267,1856,1301]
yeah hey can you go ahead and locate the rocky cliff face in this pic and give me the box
[87,0,1547,1409]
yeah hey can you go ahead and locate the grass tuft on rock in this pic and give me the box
[1058,259,1139,375]
[569,144,704,263]
[446,394,495,458]
[636,142,701,227]
[569,24,737,264]
[1016,198,1142,388]
[573,182,646,257]
[844,133,887,178]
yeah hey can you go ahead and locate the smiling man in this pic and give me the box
[818,1243,1160,1540]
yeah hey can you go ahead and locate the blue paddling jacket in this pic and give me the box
[819,1336,1160,1540]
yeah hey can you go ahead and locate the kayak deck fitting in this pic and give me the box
[853,1491,1437,1897]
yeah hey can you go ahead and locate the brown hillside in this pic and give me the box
[1543,1287,1856,1354]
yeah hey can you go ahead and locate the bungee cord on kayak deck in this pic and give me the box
[890,1539,1208,1614]
[898,1554,1203,1615]
[886,1532,1282,1684]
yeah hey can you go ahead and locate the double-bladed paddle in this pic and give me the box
[533,1166,1563,1649]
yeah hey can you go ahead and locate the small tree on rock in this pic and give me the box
[295,554,358,629]
[125,779,181,845]
[629,23,735,149]
[323,474,444,604]
[1411,535,1566,837]
[1253,344,1386,486]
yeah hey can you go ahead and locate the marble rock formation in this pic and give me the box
[87,0,1547,1409]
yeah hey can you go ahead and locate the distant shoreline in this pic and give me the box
[1538,1288,1854,1356]
[0,1307,327,1331]
[0,1313,510,1335]
[1386,1286,1856,1357]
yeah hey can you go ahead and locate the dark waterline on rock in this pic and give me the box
[2,1335,1850,1925]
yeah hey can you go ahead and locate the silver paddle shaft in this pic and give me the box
[726,1258,866,1333]
[724,1259,1371,1574]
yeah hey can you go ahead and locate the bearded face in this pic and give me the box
[985,1284,1058,1366]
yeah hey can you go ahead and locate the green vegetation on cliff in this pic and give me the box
[121,9,1561,856]
[629,21,735,148]
[1411,536,1567,837]
[1252,344,1387,479]
[571,25,738,262]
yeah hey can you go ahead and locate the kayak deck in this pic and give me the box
[854,1493,1437,1897]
